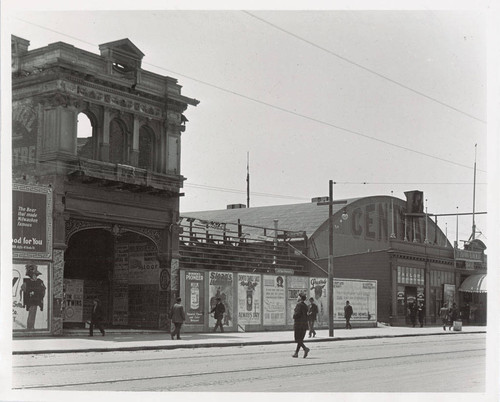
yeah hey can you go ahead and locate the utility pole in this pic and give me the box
[317,180,347,337]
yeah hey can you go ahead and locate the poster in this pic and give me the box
[310,277,328,326]
[12,183,52,259]
[63,279,84,323]
[113,244,129,325]
[13,262,49,331]
[263,275,286,325]
[286,276,309,325]
[185,271,205,324]
[333,279,377,322]
[208,271,234,329]
[128,243,159,285]
[443,284,455,307]
[237,273,261,326]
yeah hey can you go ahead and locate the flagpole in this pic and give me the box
[246,152,250,208]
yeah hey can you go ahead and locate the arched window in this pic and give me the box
[109,119,126,164]
[138,126,155,170]
[77,113,94,159]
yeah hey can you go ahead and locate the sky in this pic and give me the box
[1,3,495,247]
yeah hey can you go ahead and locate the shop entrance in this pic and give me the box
[404,286,417,325]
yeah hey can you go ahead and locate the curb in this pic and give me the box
[12,330,486,355]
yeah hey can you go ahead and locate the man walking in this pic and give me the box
[307,297,318,338]
[170,297,186,340]
[292,294,310,358]
[89,298,105,337]
[344,300,353,329]
[209,297,226,332]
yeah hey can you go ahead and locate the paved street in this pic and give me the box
[12,333,485,392]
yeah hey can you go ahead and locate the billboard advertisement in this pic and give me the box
[63,279,84,323]
[333,279,377,322]
[185,271,205,325]
[237,273,261,326]
[13,262,49,331]
[208,271,234,329]
[263,275,286,325]
[12,183,53,259]
[286,276,309,325]
[310,277,328,326]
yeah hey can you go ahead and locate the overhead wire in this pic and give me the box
[14,17,487,174]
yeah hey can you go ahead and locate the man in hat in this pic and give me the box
[89,298,105,336]
[292,294,310,358]
[209,297,226,332]
[170,297,186,340]
[20,264,46,330]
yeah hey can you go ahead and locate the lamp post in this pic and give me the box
[317,180,347,337]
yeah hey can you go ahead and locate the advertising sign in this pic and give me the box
[128,243,159,285]
[263,275,286,325]
[12,183,53,259]
[63,279,84,323]
[208,271,234,329]
[185,271,205,324]
[13,262,49,331]
[443,284,455,307]
[310,277,328,326]
[333,279,377,322]
[286,276,309,325]
[113,244,129,325]
[237,273,261,326]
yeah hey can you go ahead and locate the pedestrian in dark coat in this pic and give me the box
[409,302,417,327]
[292,294,310,358]
[344,300,353,329]
[448,303,459,331]
[170,297,186,340]
[307,297,319,338]
[439,303,449,331]
[89,298,105,336]
[417,303,425,327]
[209,297,226,332]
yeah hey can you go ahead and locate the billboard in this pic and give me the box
[310,277,328,326]
[208,271,234,329]
[13,262,49,331]
[286,276,309,325]
[12,183,53,259]
[63,279,84,323]
[263,275,286,325]
[333,279,377,322]
[237,273,261,326]
[185,271,205,325]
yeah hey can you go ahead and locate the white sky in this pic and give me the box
[4,5,492,245]
[1,2,499,401]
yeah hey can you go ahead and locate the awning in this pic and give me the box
[458,274,487,293]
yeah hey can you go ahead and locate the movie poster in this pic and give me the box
[263,275,286,325]
[310,277,328,326]
[63,279,84,323]
[237,273,261,326]
[185,271,205,325]
[333,279,377,322]
[13,262,49,331]
[208,271,234,329]
[286,276,309,325]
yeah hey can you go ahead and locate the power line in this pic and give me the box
[15,17,487,174]
[242,11,486,125]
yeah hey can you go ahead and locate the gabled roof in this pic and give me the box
[99,38,145,59]
[182,199,360,238]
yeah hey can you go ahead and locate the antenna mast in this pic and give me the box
[246,152,250,208]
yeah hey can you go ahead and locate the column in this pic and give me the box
[130,115,140,166]
[100,107,111,162]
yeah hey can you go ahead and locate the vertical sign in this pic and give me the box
[263,275,286,325]
[13,262,49,331]
[286,276,309,325]
[208,271,234,329]
[12,183,53,260]
[310,277,328,326]
[237,273,261,326]
[113,243,129,325]
[185,271,205,324]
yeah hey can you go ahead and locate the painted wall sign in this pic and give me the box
[12,183,53,260]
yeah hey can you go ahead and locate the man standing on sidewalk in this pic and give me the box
[292,294,310,358]
[307,297,318,338]
[344,300,353,329]
[89,298,105,337]
[209,297,226,332]
[170,297,186,340]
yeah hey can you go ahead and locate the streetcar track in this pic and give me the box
[12,347,485,390]
[12,335,484,369]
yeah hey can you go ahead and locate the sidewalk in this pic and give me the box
[12,324,486,355]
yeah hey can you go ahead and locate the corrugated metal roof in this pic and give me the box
[182,198,360,238]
